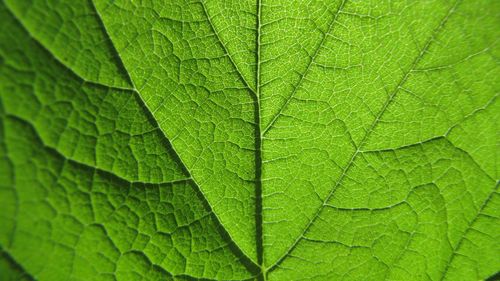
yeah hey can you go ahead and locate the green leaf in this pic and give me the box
[0,0,498,280]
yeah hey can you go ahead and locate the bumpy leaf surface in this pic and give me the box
[0,0,499,280]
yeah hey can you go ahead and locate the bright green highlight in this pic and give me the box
[0,0,498,280]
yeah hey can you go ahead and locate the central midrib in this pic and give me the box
[254,0,265,278]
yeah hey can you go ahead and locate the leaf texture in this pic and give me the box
[0,0,498,280]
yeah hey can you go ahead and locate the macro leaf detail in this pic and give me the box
[0,0,498,280]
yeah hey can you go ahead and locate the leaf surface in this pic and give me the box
[0,0,498,280]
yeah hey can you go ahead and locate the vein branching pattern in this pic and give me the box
[0,0,498,280]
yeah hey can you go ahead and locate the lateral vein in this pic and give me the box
[266,0,461,271]
[90,0,260,270]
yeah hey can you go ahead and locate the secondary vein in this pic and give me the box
[88,0,260,271]
[439,181,499,280]
[199,0,257,94]
[266,0,461,272]
[262,0,348,135]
